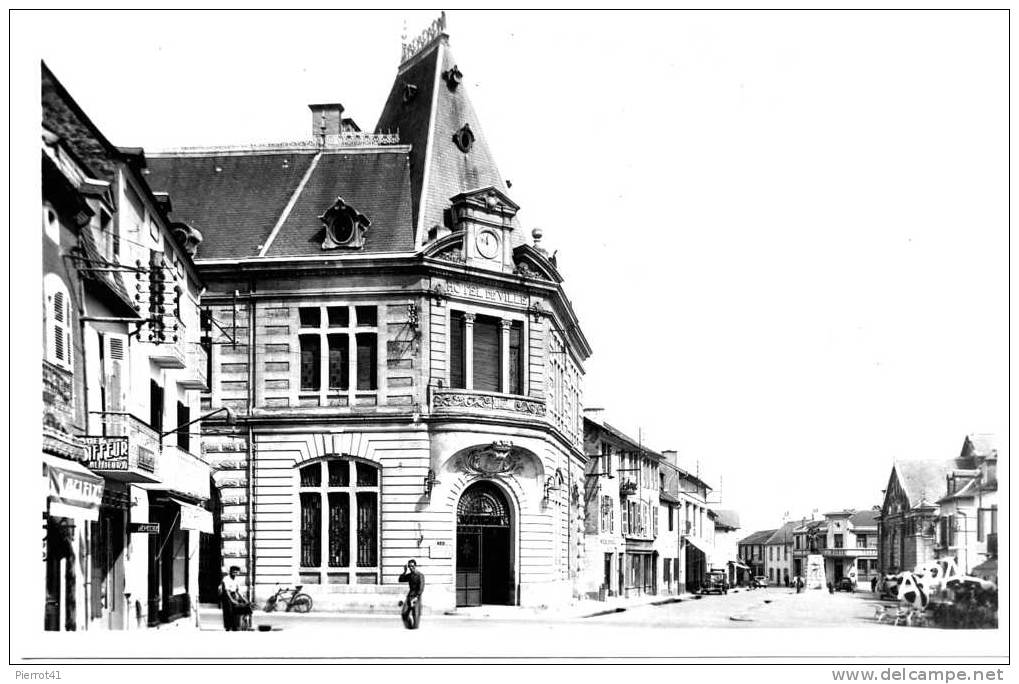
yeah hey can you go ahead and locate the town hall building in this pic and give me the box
[144,15,592,611]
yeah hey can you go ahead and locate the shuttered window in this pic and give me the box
[176,401,190,452]
[472,315,501,393]
[44,275,73,370]
[449,311,465,389]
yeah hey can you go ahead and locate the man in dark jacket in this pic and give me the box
[399,559,425,629]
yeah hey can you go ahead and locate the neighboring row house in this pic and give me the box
[764,521,797,587]
[877,435,999,584]
[580,410,719,599]
[737,529,774,581]
[41,64,211,631]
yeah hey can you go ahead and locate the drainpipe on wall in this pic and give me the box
[246,292,256,603]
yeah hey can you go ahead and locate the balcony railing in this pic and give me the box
[177,343,208,390]
[83,412,161,483]
[430,387,546,418]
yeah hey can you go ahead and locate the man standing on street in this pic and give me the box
[399,559,425,629]
[219,565,251,631]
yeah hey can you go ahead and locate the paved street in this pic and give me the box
[183,588,903,660]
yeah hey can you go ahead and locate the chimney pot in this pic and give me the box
[308,103,346,143]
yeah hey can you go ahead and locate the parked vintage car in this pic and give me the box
[701,570,730,595]
[751,575,769,588]
[835,577,855,592]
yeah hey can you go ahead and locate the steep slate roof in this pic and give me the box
[765,521,798,545]
[144,149,415,260]
[376,34,519,248]
[265,151,413,257]
[848,509,879,528]
[712,509,741,530]
[739,529,777,546]
[893,459,957,508]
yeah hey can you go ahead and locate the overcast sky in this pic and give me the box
[17,10,1008,534]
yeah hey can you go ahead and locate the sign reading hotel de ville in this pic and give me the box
[445,281,528,306]
[81,436,130,471]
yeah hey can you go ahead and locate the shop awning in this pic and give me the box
[168,496,214,533]
[43,454,104,521]
[730,560,750,570]
[684,534,712,555]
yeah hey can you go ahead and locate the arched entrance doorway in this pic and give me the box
[456,481,514,607]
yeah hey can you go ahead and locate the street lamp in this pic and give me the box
[159,406,236,446]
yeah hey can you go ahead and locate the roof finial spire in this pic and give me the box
[401,11,448,64]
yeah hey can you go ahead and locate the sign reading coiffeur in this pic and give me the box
[81,436,129,471]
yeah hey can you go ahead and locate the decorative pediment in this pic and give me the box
[423,232,466,263]
[318,196,370,250]
[449,186,520,214]
[513,244,563,283]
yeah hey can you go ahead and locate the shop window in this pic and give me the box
[299,458,380,583]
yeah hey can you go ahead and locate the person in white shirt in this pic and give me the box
[219,566,250,631]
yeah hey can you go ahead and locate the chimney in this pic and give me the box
[583,407,605,425]
[660,450,679,466]
[309,103,345,145]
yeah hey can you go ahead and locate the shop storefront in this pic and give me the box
[43,453,104,631]
[148,494,212,625]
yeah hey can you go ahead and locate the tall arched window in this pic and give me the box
[44,273,73,371]
[298,457,379,585]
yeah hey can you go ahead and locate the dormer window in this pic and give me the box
[453,123,475,153]
[319,197,370,250]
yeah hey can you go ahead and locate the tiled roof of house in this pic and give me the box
[739,529,777,546]
[848,509,879,528]
[765,521,799,545]
[963,434,997,460]
[711,509,740,530]
[894,459,958,508]
[144,149,415,260]
[41,63,118,184]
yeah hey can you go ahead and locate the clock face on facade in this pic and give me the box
[476,229,500,259]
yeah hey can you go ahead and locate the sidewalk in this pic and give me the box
[197,591,702,629]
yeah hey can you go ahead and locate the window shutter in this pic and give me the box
[621,502,628,536]
[103,333,128,413]
[47,279,72,370]
[472,316,501,392]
